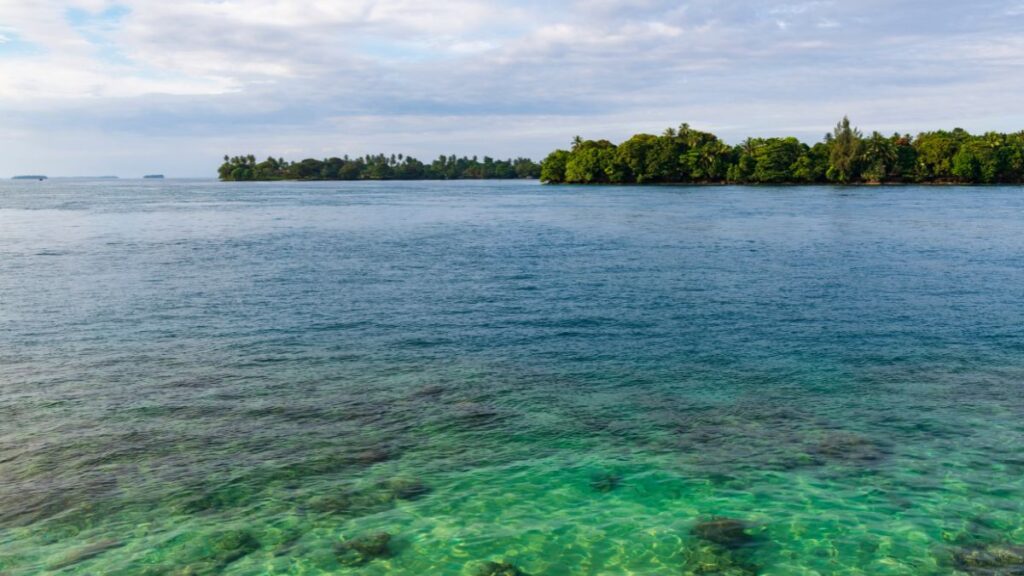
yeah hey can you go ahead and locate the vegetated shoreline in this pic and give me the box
[544,179,1000,186]
[539,117,1024,186]
[218,154,541,182]
[211,176,999,186]
[214,177,1012,187]
[218,176,540,183]
[216,117,1024,186]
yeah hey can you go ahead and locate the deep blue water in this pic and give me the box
[1,179,1023,575]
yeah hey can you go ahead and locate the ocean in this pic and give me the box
[1,179,1022,574]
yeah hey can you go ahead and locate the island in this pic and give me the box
[218,154,541,181]
[539,118,1024,185]
[144,174,165,179]
[12,175,47,181]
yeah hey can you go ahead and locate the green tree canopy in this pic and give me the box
[219,153,541,182]
[537,118,1024,185]
[827,116,863,183]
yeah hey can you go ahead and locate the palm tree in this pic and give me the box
[861,132,896,182]
[699,141,731,181]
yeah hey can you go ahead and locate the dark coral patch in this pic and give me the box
[589,472,621,493]
[474,560,529,576]
[692,518,754,549]
[336,532,392,566]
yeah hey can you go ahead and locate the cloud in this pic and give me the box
[1,0,1024,176]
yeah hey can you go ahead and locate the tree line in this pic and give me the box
[540,118,1024,185]
[218,154,541,181]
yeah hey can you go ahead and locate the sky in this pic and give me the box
[2,1,1024,177]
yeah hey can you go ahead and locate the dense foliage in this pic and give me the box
[540,118,1024,185]
[218,154,540,181]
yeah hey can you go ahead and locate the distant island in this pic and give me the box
[540,118,1024,185]
[12,175,47,181]
[144,174,165,179]
[218,154,540,181]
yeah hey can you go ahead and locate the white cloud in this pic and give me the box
[770,1,833,16]
[2,0,1024,176]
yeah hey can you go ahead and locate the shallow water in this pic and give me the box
[1,179,1022,575]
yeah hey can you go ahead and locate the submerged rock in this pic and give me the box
[308,477,431,518]
[692,518,754,549]
[473,560,529,576]
[4,495,74,529]
[307,489,394,516]
[952,543,1024,574]
[808,432,885,464]
[453,402,503,423]
[336,532,392,566]
[176,481,252,514]
[270,527,307,557]
[384,477,432,500]
[668,405,820,471]
[354,447,393,465]
[47,539,123,570]
[145,529,262,575]
[589,472,621,493]
[682,542,759,576]
[210,529,261,568]
[284,452,353,477]
[307,493,356,514]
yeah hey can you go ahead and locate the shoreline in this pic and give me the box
[214,177,1018,187]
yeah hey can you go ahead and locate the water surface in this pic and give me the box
[1,179,1023,575]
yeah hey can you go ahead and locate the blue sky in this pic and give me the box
[2,0,1024,176]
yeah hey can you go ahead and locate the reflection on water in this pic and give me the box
[1,179,1023,574]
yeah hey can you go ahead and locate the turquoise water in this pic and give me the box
[1,179,1023,575]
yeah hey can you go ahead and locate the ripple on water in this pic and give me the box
[2,181,1024,574]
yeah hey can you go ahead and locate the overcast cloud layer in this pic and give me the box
[2,0,1024,176]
